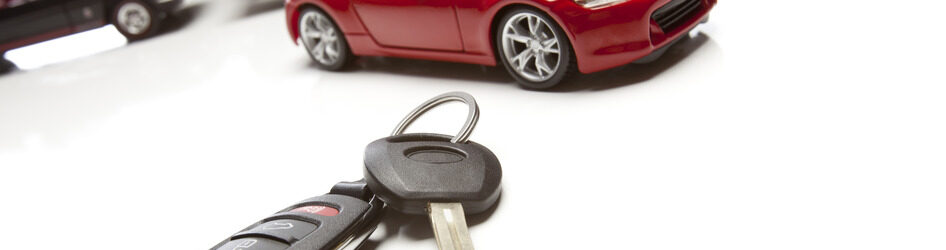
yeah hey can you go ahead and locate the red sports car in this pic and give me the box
[284,0,715,89]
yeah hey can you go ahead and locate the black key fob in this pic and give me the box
[364,133,502,215]
[211,192,383,250]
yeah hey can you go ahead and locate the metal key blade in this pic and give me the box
[428,202,475,250]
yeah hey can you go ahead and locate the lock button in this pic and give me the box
[233,219,317,244]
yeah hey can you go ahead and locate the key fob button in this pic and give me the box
[210,194,375,250]
[235,219,317,244]
[215,237,288,250]
[290,205,339,216]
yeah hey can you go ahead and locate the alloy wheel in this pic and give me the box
[116,2,151,35]
[299,11,341,66]
[500,12,562,82]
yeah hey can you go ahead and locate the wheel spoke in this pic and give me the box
[513,50,534,71]
[506,33,531,43]
[541,38,557,48]
[304,28,321,39]
[325,29,337,42]
[312,40,326,58]
[527,16,539,35]
[535,18,548,36]
[542,38,559,54]
[535,56,543,77]
[535,55,552,76]
[325,43,338,57]
[325,44,339,59]
[307,18,318,32]
[315,15,327,30]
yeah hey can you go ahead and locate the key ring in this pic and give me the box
[391,92,479,144]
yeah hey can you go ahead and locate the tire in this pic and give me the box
[1,56,16,74]
[495,8,576,90]
[297,8,353,71]
[112,0,161,41]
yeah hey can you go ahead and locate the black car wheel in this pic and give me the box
[298,8,353,71]
[1,56,16,74]
[496,8,577,90]
[112,0,160,41]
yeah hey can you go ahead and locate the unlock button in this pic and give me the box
[234,219,318,244]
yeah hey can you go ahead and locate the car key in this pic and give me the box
[364,92,502,250]
[210,180,384,250]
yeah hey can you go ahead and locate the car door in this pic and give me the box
[351,0,464,51]
[0,0,72,51]
[62,0,105,33]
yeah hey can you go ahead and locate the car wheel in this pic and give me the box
[112,0,160,41]
[298,8,352,71]
[496,8,576,90]
[1,56,16,74]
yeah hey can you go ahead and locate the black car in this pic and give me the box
[1,0,181,72]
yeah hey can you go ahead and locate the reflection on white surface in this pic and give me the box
[4,25,127,70]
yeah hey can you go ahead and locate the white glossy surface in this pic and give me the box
[2,1,946,249]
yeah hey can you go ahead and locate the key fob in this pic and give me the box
[210,194,382,250]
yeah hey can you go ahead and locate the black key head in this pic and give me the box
[364,133,502,215]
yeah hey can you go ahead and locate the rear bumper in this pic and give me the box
[556,0,716,73]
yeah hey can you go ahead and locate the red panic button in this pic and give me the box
[291,205,339,216]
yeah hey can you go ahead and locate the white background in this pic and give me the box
[2,0,945,249]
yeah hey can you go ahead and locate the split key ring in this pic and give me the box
[390,91,480,144]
